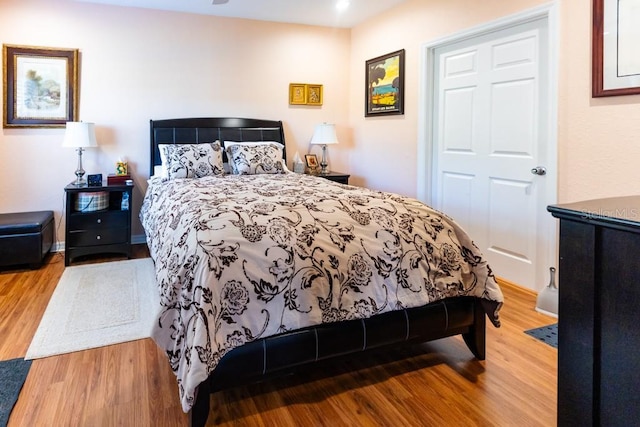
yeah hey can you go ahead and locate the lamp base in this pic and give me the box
[73,147,87,186]
[319,145,330,175]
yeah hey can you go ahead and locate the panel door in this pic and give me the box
[432,17,550,291]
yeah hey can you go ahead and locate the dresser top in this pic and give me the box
[548,196,640,230]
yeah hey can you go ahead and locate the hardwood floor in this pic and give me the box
[1,247,557,426]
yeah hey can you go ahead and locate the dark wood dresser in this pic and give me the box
[64,182,133,266]
[548,196,640,426]
[311,171,350,185]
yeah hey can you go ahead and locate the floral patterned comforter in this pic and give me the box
[140,172,503,412]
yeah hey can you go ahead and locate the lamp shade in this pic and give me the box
[310,123,339,145]
[62,122,98,148]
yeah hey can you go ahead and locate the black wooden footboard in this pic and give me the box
[189,296,485,427]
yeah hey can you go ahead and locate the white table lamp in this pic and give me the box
[62,122,98,186]
[310,123,339,175]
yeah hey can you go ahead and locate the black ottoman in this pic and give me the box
[0,211,54,269]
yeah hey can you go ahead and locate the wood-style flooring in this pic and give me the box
[0,246,557,426]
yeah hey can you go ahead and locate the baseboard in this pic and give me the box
[535,307,559,318]
[496,276,538,297]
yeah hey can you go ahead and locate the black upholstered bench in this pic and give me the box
[0,211,54,269]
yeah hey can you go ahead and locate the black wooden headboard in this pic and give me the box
[149,117,286,177]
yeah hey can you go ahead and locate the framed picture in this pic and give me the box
[3,44,79,128]
[289,83,307,105]
[305,154,319,170]
[592,0,640,97]
[306,84,323,105]
[365,49,405,116]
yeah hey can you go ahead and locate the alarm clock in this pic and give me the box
[87,173,103,186]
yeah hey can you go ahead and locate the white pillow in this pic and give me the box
[159,142,224,180]
[223,141,285,175]
[223,141,285,149]
[152,164,166,179]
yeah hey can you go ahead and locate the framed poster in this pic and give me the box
[592,0,640,97]
[3,44,79,128]
[365,49,404,116]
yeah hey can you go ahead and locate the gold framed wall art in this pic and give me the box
[289,83,323,106]
[289,83,307,105]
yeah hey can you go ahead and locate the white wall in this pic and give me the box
[4,0,640,248]
[0,0,350,241]
[348,0,640,203]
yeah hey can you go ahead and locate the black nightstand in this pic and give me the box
[315,171,350,185]
[64,182,133,266]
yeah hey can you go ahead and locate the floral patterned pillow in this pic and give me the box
[225,142,285,175]
[159,142,224,180]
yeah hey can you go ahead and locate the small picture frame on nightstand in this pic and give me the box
[305,154,319,174]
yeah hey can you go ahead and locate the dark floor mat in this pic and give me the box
[524,323,558,348]
[0,358,32,427]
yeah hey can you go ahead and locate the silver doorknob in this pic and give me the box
[531,166,547,176]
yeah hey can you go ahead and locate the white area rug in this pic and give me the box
[26,258,158,360]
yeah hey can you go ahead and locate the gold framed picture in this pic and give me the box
[306,84,323,105]
[305,153,319,172]
[3,44,79,128]
[289,83,307,105]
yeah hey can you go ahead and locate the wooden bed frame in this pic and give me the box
[149,117,487,427]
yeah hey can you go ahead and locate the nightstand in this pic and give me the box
[64,182,133,266]
[315,171,350,185]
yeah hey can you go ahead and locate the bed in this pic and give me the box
[141,117,504,426]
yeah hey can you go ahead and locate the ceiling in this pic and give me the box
[74,0,408,28]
